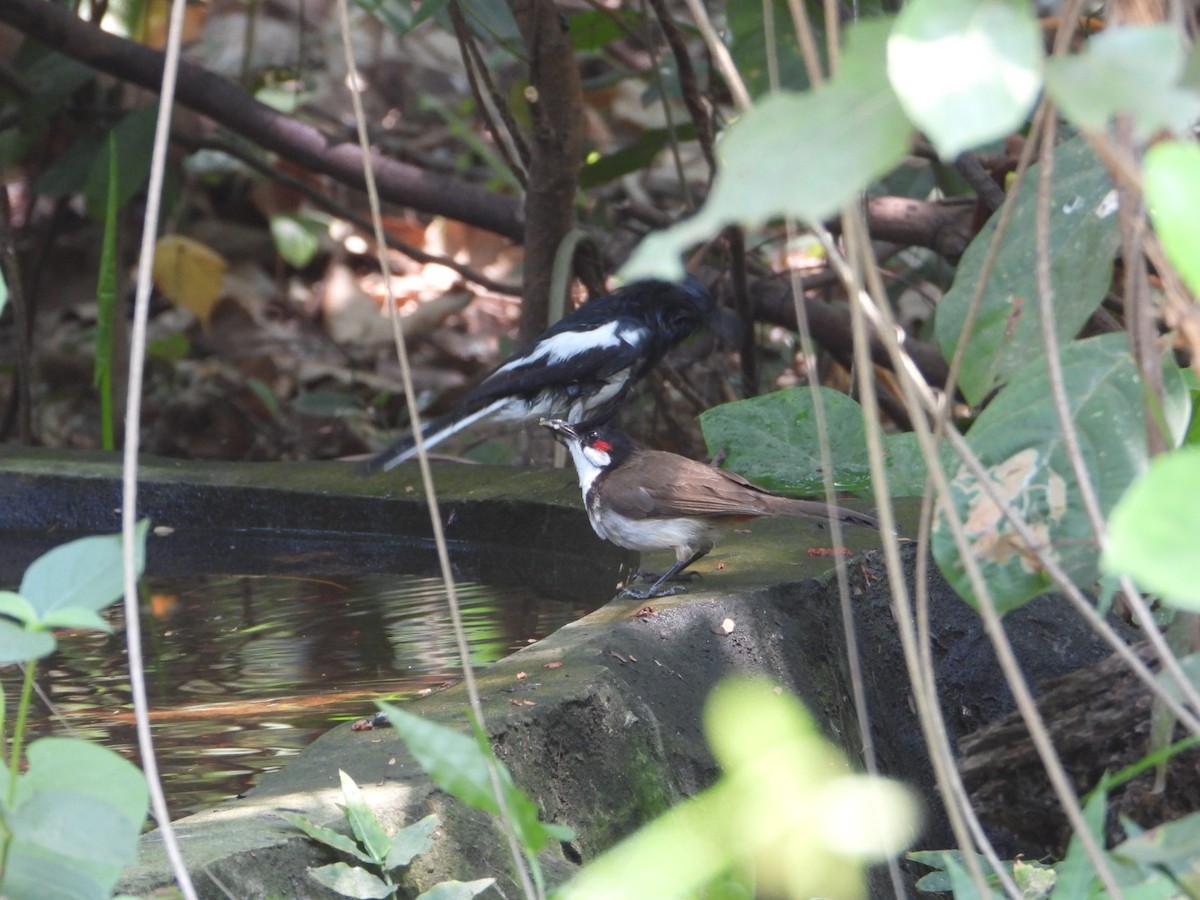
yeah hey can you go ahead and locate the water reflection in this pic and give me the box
[21,572,599,819]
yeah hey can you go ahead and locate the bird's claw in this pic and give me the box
[633,570,701,584]
[620,583,687,600]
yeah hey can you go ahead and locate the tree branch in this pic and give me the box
[0,0,524,241]
[751,278,952,393]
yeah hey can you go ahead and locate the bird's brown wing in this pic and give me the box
[602,449,783,519]
[602,448,881,530]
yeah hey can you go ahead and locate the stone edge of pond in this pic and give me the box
[115,512,896,899]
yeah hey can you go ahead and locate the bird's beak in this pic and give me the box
[539,418,579,443]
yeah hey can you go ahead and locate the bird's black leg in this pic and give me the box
[622,550,709,600]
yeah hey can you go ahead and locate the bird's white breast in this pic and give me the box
[587,502,718,559]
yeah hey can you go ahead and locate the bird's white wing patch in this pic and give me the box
[493,320,634,374]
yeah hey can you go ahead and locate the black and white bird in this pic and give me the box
[367,278,715,471]
[541,418,880,599]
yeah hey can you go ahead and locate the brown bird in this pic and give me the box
[541,418,880,599]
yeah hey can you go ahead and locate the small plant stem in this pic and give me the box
[0,662,34,882]
[6,662,36,808]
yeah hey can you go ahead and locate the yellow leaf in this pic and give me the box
[152,235,227,329]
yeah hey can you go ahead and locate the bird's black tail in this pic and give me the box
[363,400,505,472]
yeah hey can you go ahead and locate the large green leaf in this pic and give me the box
[1103,447,1200,610]
[1144,141,1200,300]
[0,619,56,663]
[2,738,149,899]
[623,16,911,280]
[699,387,942,499]
[932,334,1190,613]
[888,0,1042,159]
[1046,25,1200,141]
[18,522,148,621]
[934,136,1121,406]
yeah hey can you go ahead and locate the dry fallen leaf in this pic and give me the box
[152,234,228,329]
[543,661,564,669]
[712,618,736,636]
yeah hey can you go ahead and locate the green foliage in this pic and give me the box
[270,213,324,269]
[933,136,1121,407]
[624,16,912,281]
[579,125,696,190]
[726,0,816,95]
[557,677,918,898]
[280,771,493,900]
[1045,25,1200,141]
[932,335,1189,613]
[1103,447,1200,610]
[913,774,1200,897]
[379,702,574,857]
[888,0,1042,158]
[1144,141,1200,300]
[699,386,938,498]
[0,528,151,899]
[82,106,159,222]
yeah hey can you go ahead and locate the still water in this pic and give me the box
[8,555,614,820]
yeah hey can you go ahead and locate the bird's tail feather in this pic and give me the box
[364,399,506,472]
[781,498,881,531]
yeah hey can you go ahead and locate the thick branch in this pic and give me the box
[862,196,974,263]
[0,0,524,241]
[751,279,951,392]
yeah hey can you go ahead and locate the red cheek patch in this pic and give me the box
[592,439,613,452]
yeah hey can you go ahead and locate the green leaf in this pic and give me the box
[1103,446,1200,609]
[888,0,1042,159]
[3,738,149,898]
[415,878,496,900]
[933,335,1189,613]
[16,737,149,826]
[1052,776,1109,899]
[339,769,392,866]
[307,862,393,899]
[269,213,323,269]
[84,106,159,221]
[0,591,39,626]
[379,703,563,853]
[623,16,911,281]
[0,620,56,663]
[567,8,635,52]
[38,607,113,633]
[19,522,149,620]
[579,125,695,191]
[699,387,941,498]
[1144,141,1200,300]
[385,814,438,870]
[277,811,374,864]
[933,136,1121,406]
[1046,25,1200,141]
